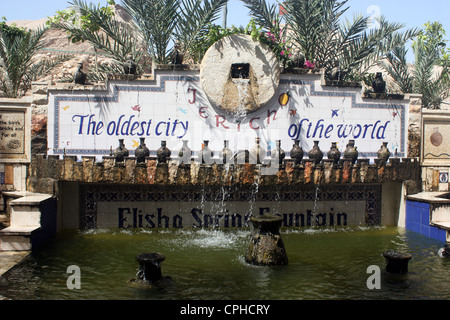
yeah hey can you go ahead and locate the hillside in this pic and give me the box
[8,5,130,87]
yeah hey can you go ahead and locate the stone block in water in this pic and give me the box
[383,250,412,274]
[245,215,288,266]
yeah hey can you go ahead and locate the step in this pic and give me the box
[10,206,41,228]
[0,192,55,252]
[0,191,47,227]
[431,221,450,230]
[0,226,41,251]
[8,193,53,229]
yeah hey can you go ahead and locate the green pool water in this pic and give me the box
[1,226,449,300]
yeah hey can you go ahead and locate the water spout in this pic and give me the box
[245,214,288,266]
[130,252,172,287]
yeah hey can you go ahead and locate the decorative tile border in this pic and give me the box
[52,75,199,155]
[50,74,407,158]
[280,79,406,157]
[79,183,381,229]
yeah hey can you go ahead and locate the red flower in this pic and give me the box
[304,60,316,69]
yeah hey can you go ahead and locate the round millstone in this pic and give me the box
[200,34,280,116]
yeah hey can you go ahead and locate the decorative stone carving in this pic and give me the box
[290,140,304,165]
[430,127,443,147]
[114,139,129,162]
[135,137,150,163]
[308,141,323,164]
[327,142,341,164]
[157,141,171,163]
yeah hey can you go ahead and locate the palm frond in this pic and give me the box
[122,0,179,64]
[241,0,282,37]
[176,0,228,63]
[314,0,349,67]
[338,16,419,79]
[282,0,323,61]
[54,0,141,63]
[413,39,450,108]
[379,45,413,93]
[0,25,48,97]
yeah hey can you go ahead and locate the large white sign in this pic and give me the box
[47,71,408,161]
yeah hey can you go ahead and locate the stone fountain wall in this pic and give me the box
[18,34,427,230]
[27,154,420,191]
[25,153,421,230]
[421,109,450,192]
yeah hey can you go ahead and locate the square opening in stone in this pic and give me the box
[231,63,250,79]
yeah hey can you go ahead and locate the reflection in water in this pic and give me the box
[1,227,449,300]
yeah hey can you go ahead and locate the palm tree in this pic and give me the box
[0,24,69,98]
[50,0,143,72]
[241,0,286,43]
[122,0,179,64]
[174,0,228,63]
[51,0,228,68]
[242,0,418,81]
[380,22,450,109]
[379,45,413,94]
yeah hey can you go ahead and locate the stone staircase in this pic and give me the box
[0,191,56,251]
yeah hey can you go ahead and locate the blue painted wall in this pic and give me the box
[405,200,447,242]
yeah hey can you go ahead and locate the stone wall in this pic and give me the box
[0,97,32,193]
[421,109,450,191]
[407,94,423,158]
[25,67,424,197]
[27,154,421,195]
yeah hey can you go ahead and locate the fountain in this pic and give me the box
[200,34,280,117]
[4,27,440,302]
[245,214,288,266]
[129,252,172,287]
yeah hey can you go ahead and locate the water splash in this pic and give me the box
[247,175,260,220]
[232,78,250,121]
[167,229,248,249]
